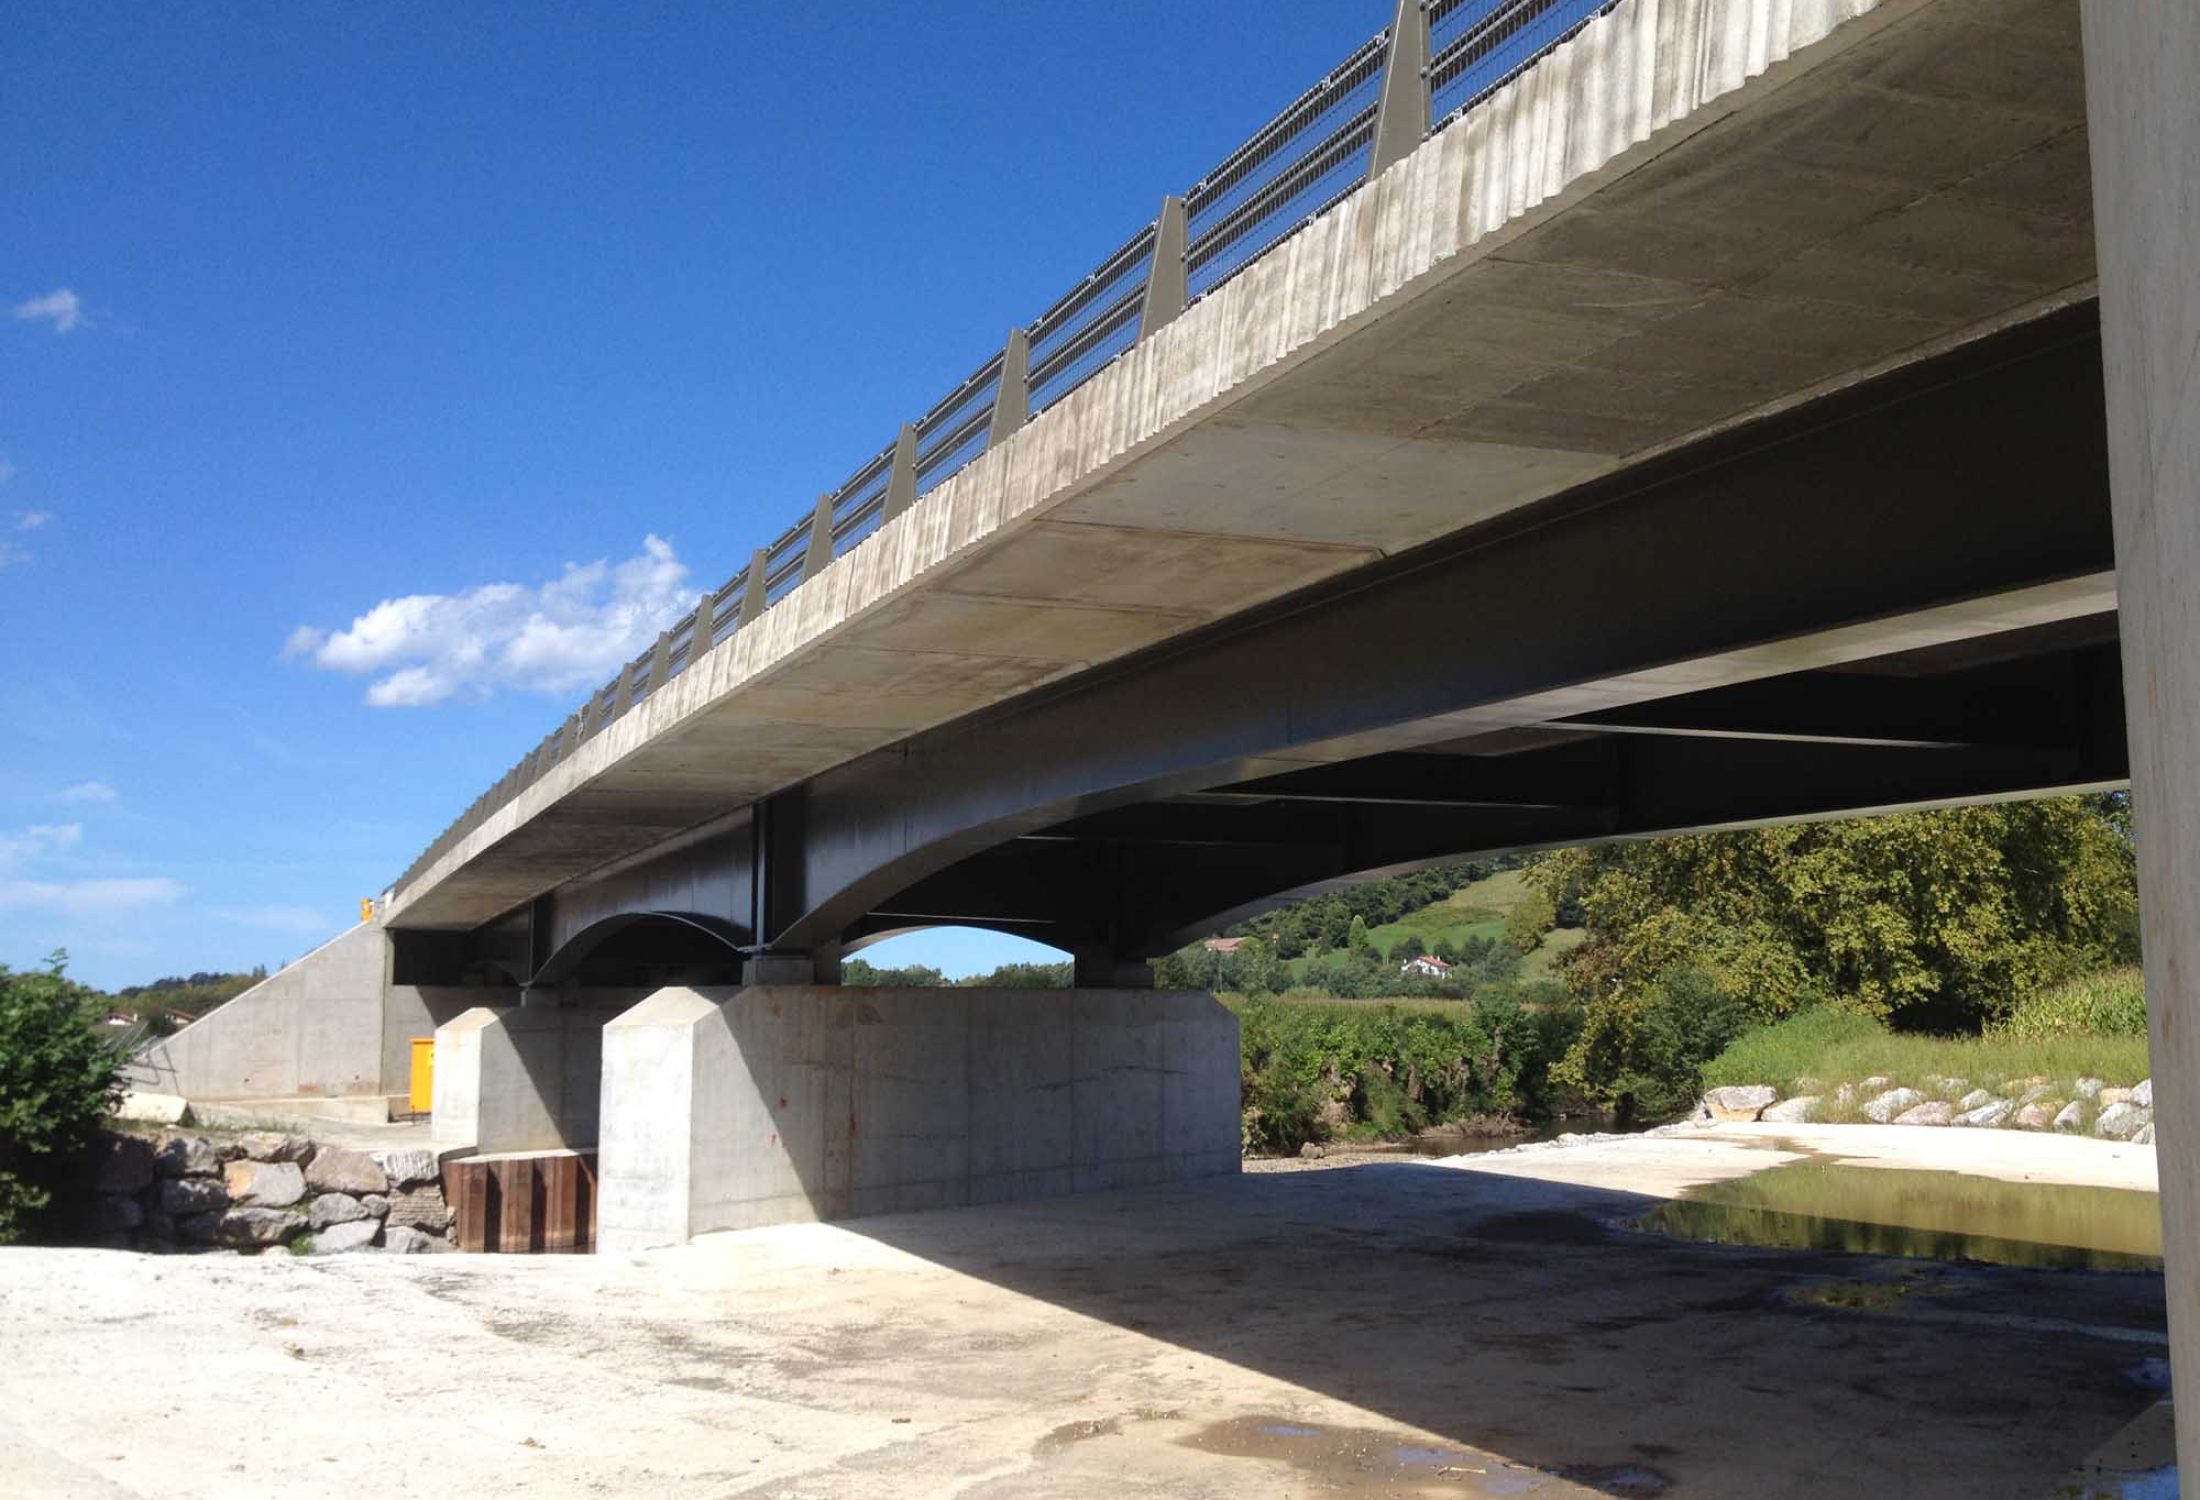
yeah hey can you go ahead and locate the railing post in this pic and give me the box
[580,685,615,742]
[690,591,718,661]
[644,627,674,695]
[1138,197,1188,339]
[609,656,639,719]
[1369,0,1430,177]
[738,551,768,627]
[802,493,835,579]
[988,328,1029,443]
[880,423,920,523]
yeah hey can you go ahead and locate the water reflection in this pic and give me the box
[1637,1162,2163,1272]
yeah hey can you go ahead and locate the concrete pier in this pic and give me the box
[430,996,635,1154]
[595,986,1240,1252]
[2083,0,2200,1479]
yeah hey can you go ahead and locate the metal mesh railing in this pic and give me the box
[392,0,1618,896]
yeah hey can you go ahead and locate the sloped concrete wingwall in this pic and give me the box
[596,987,1241,1251]
[130,923,405,1099]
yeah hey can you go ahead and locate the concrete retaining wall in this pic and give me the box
[596,986,1241,1252]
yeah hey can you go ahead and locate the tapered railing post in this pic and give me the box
[691,590,719,661]
[1369,0,1430,176]
[738,551,769,627]
[643,628,674,695]
[609,657,638,719]
[880,423,920,523]
[802,493,835,579]
[988,328,1029,442]
[1138,196,1188,339]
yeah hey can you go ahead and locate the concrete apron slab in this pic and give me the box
[595,985,1242,1252]
[0,1129,2167,1498]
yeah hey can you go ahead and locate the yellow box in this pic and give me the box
[408,1037,435,1116]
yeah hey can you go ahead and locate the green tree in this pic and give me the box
[1527,796,2138,1113]
[1505,889,1557,954]
[1347,914,1373,959]
[0,952,124,1243]
[1393,933,1426,962]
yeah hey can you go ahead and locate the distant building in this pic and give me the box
[1399,954,1452,979]
[1202,937,1249,955]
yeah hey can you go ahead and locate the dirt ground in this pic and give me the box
[0,1127,2169,1498]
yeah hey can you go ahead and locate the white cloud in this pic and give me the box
[12,288,83,334]
[57,781,119,805]
[0,876,185,915]
[0,823,83,866]
[0,460,15,487]
[16,509,51,531]
[289,534,693,707]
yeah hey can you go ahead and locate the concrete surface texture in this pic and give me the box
[0,1127,2166,1498]
[2082,0,2200,1483]
[389,0,2099,930]
[129,922,390,1100]
[431,994,639,1154]
[597,986,1242,1251]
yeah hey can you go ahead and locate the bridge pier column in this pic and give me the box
[2083,1,2200,1478]
[429,997,631,1154]
[595,986,1240,1252]
[1072,946,1154,989]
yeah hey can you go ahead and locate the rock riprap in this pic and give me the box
[1692,1077,2155,1144]
[77,1128,455,1257]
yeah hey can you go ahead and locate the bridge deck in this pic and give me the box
[387,0,2091,930]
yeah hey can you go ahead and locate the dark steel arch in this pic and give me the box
[530,910,750,989]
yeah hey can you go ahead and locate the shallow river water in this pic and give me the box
[1637,1159,2164,1271]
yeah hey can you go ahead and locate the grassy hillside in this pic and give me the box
[1284,867,1573,983]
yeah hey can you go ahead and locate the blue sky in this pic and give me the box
[1,1,1393,990]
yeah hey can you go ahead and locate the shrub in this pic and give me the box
[1997,966,2148,1041]
[1230,994,1563,1153]
[0,953,125,1243]
[1549,966,1751,1123]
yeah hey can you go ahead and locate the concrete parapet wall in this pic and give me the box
[596,986,1240,1251]
[130,923,393,1100]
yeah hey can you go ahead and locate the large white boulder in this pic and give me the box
[2095,1102,2153,1141]
[1702,1085,1778,1122]
[1954,1099,2012,1128]
[1864,1087,1925,1123]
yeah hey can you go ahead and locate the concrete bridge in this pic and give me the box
[137,0,2200,1470]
